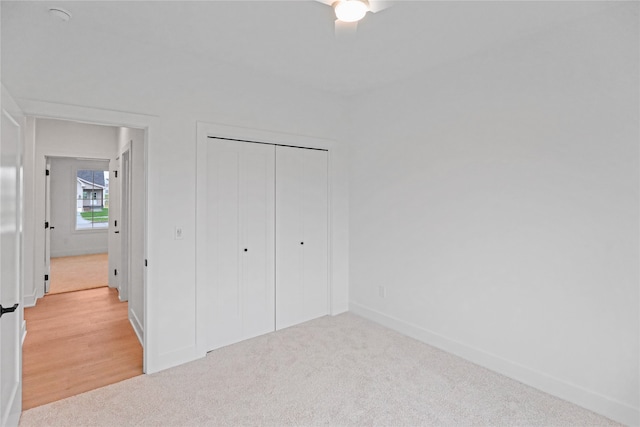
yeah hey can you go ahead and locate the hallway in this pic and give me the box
[23,287,142,409]
[49,253,109,294]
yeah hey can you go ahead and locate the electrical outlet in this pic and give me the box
[378,286,386,298]
[175,226,184,240]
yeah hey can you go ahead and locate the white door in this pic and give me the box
[275,146,328,330]
[0,108,23,426]
[119,150,131,301]
[197,139,275,351]
[108,157,120,290]
[44,158,51,294]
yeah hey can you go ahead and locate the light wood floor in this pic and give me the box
[50,253,109,294]
[23,287,143,410]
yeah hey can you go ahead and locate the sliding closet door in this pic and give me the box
[275,146,328,330]
[200,139,275,351]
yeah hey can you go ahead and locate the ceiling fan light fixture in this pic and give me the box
[333,0,368,23]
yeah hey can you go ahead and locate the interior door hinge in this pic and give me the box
[44,274,49,281]
[144,259,148,267]
[45,221,49,229]
[45,169,50,176]
[114,269,118,276]
[114,170,118,178]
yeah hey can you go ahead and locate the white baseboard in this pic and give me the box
[331,300,349,316]
[21,320,27,345]
[50,248,108,258]
[129,309,143,346]
[350,301,639,427]
[147,346,203,375]
[23,291,37,308]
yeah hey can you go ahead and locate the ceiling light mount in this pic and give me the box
[48,7,72,22]
[333,0,369,23]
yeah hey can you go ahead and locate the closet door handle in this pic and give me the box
[0,303,19,319]
[114,231,120,234]
[244,248,248,252]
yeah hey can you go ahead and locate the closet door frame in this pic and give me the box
[196,122,345,356]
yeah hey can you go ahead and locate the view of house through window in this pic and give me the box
[76,169,109,230]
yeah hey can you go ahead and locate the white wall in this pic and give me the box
[7,3,636,424]
[49,157,110,258]
[348,4,638,426]
[23,118,118,304]
[16,47,350,373]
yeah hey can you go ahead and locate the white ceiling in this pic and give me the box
[1,0,618,101]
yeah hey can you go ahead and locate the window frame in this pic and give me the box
[74,167,110,232]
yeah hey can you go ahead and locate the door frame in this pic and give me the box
[119,145,132,302]
[20,100,155,374]
[195,121,349,356]
[44,157,111,293]
[44,157,51,294]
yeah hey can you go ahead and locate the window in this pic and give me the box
[76,170,109,230]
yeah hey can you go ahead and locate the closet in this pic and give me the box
[197,138,328,352]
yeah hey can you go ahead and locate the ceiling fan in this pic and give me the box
[315,0,392,37]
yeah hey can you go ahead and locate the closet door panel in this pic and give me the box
[207,143,242,349]
[300,149,329,320]
[275,146,328,330]
[275,146,304,329]
[241,144,275,340]
[203,140,275,351]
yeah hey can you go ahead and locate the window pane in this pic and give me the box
[76,169,109,230]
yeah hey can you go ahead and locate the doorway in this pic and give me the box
[23,118,146,408]
[45,157,111,295]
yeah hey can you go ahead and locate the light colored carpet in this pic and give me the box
[49,253,108,294]
[19,313,619,426]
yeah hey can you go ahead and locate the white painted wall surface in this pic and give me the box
[49,157,109,258]
[25,119,118,303]
[348,4,638,426]
[16,63,350,374]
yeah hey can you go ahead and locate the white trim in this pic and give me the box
[22,291,37,308]
[69,228,109,236]
[21,321,27,346]
[1,387,20,427]
[19,99,156,375]
[50,248,108,258]
[331,301,349,316]
[73,162,110,233]
[349,301,639,427]
[2,109,20,127]
[197,122,332,151]
[129,309,143,346]
[152,346,202,374]
[18,99,156,130]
